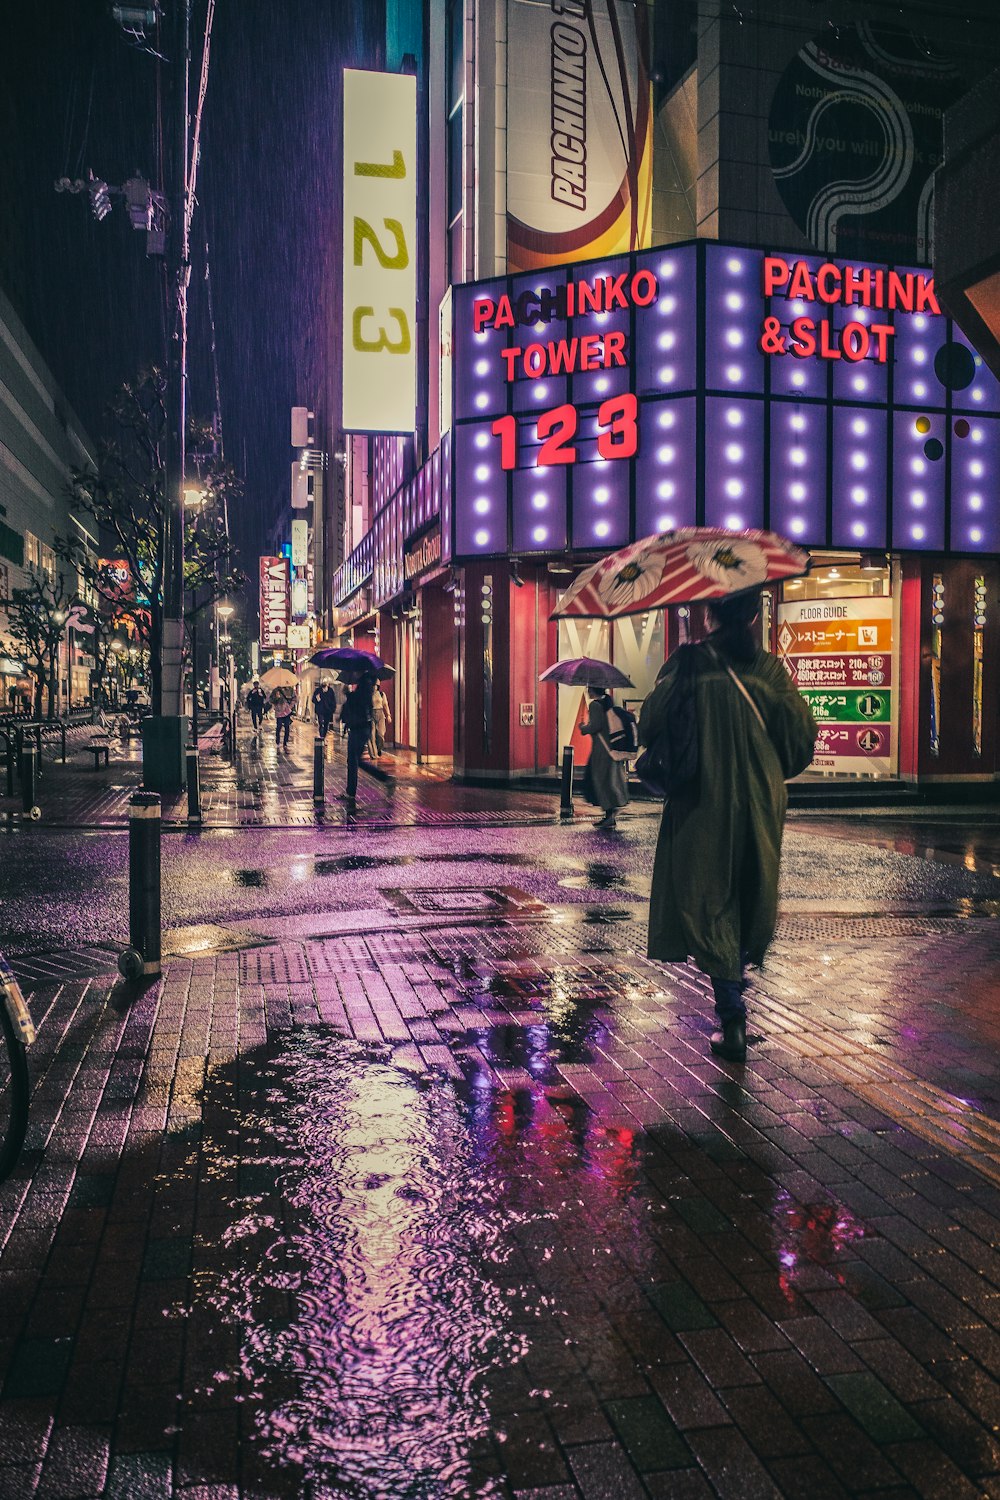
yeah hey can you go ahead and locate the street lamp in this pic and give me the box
[215,603,236,732]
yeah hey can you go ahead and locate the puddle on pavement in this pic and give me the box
[558,860,649,896]
[229,851,555,890]
[195,1029,528,1498]
[772,1188,867,1303]
[185,1017,883,1496]
[474,997,611,1077]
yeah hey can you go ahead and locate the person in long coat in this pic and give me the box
[639,589,816,1061]
[580,686,630,828]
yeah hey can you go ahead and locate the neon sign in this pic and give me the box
[758,256,941,365]
[449,240,1000,559]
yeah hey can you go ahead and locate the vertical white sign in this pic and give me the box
[291,519,309,567]
[343,69,417,432]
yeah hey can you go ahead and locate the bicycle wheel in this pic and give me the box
[0,998,29,1183]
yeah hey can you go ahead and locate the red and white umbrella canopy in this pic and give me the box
[551,528,810,619]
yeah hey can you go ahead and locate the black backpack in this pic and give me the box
[603,702,639,760]
[341,686,373,732]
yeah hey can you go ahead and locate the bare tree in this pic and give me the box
[57,371,243,714]
[4,570,75,718]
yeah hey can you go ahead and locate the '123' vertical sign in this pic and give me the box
[342,69,417,433]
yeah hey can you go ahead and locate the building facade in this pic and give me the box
[332,0,1000,787]
[0,281,98,712]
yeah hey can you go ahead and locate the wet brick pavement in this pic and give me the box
[4,883,1000,1497]
[0,720,560,829]
[6,720,1000,1495]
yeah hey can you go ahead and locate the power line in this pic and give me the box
[185,0,216,253]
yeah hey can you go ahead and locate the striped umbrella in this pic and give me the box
[551,528,810,619]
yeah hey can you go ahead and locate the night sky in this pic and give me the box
[1,0,383,563]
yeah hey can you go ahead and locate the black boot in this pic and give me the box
[710,1019,747,1062]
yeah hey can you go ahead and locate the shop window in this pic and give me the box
[449,213,464,286]
[973,576,986,757]
[557,614,609,751]
[612,611,666,725]
[0,520,23,568]
[448,107,463,225]
[448,0,464,112]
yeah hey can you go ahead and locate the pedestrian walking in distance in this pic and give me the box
[639,589,816,1063]
[580,685,629,829]
[247,681,267,733]
[372,681,392,757]
[271,685,295,750]
[339,674,375,803]
[312,680,338,739]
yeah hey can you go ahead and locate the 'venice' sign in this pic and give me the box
[259,556,289,650]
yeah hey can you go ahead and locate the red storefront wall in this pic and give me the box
[454,561,559,780]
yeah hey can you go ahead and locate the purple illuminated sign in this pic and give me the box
[445,240,1000,563]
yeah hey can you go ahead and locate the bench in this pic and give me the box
[86,738,110,769]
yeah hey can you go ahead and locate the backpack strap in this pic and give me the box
[706,643,766,733]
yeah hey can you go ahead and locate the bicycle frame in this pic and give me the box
[0,956,35,1047]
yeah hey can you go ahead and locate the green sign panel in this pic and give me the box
[801,688,891,724]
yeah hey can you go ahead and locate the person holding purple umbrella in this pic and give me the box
[580,685,630,829]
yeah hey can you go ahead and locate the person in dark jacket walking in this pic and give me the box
[246,682,267,732]
[339,674,375,803]
[639,590,816,1062]
[580,687,629,828]
[312,681,338,738]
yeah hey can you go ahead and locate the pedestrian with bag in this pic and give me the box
[638,589,816,1062]
[372,682,392,756]
[312,680,338,739]
[579,686,631,828]
[270,684,295,750]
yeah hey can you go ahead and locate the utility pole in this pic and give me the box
[142,0,191,791]
[160,0,190,722]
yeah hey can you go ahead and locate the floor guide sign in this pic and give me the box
[777,596,894,776]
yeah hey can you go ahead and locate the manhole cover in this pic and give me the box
[381,886,548,916]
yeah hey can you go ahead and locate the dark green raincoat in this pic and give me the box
[639,642,817,982]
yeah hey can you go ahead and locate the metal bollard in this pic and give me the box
[20,746,40,819]
[313,736,325,806]
[559,745,575,817]
[186,747,202,825]
[119,791,161,980]
[4,735,13,798]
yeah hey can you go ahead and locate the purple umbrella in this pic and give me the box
[310,646,385,673]
[539,657,634,689]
